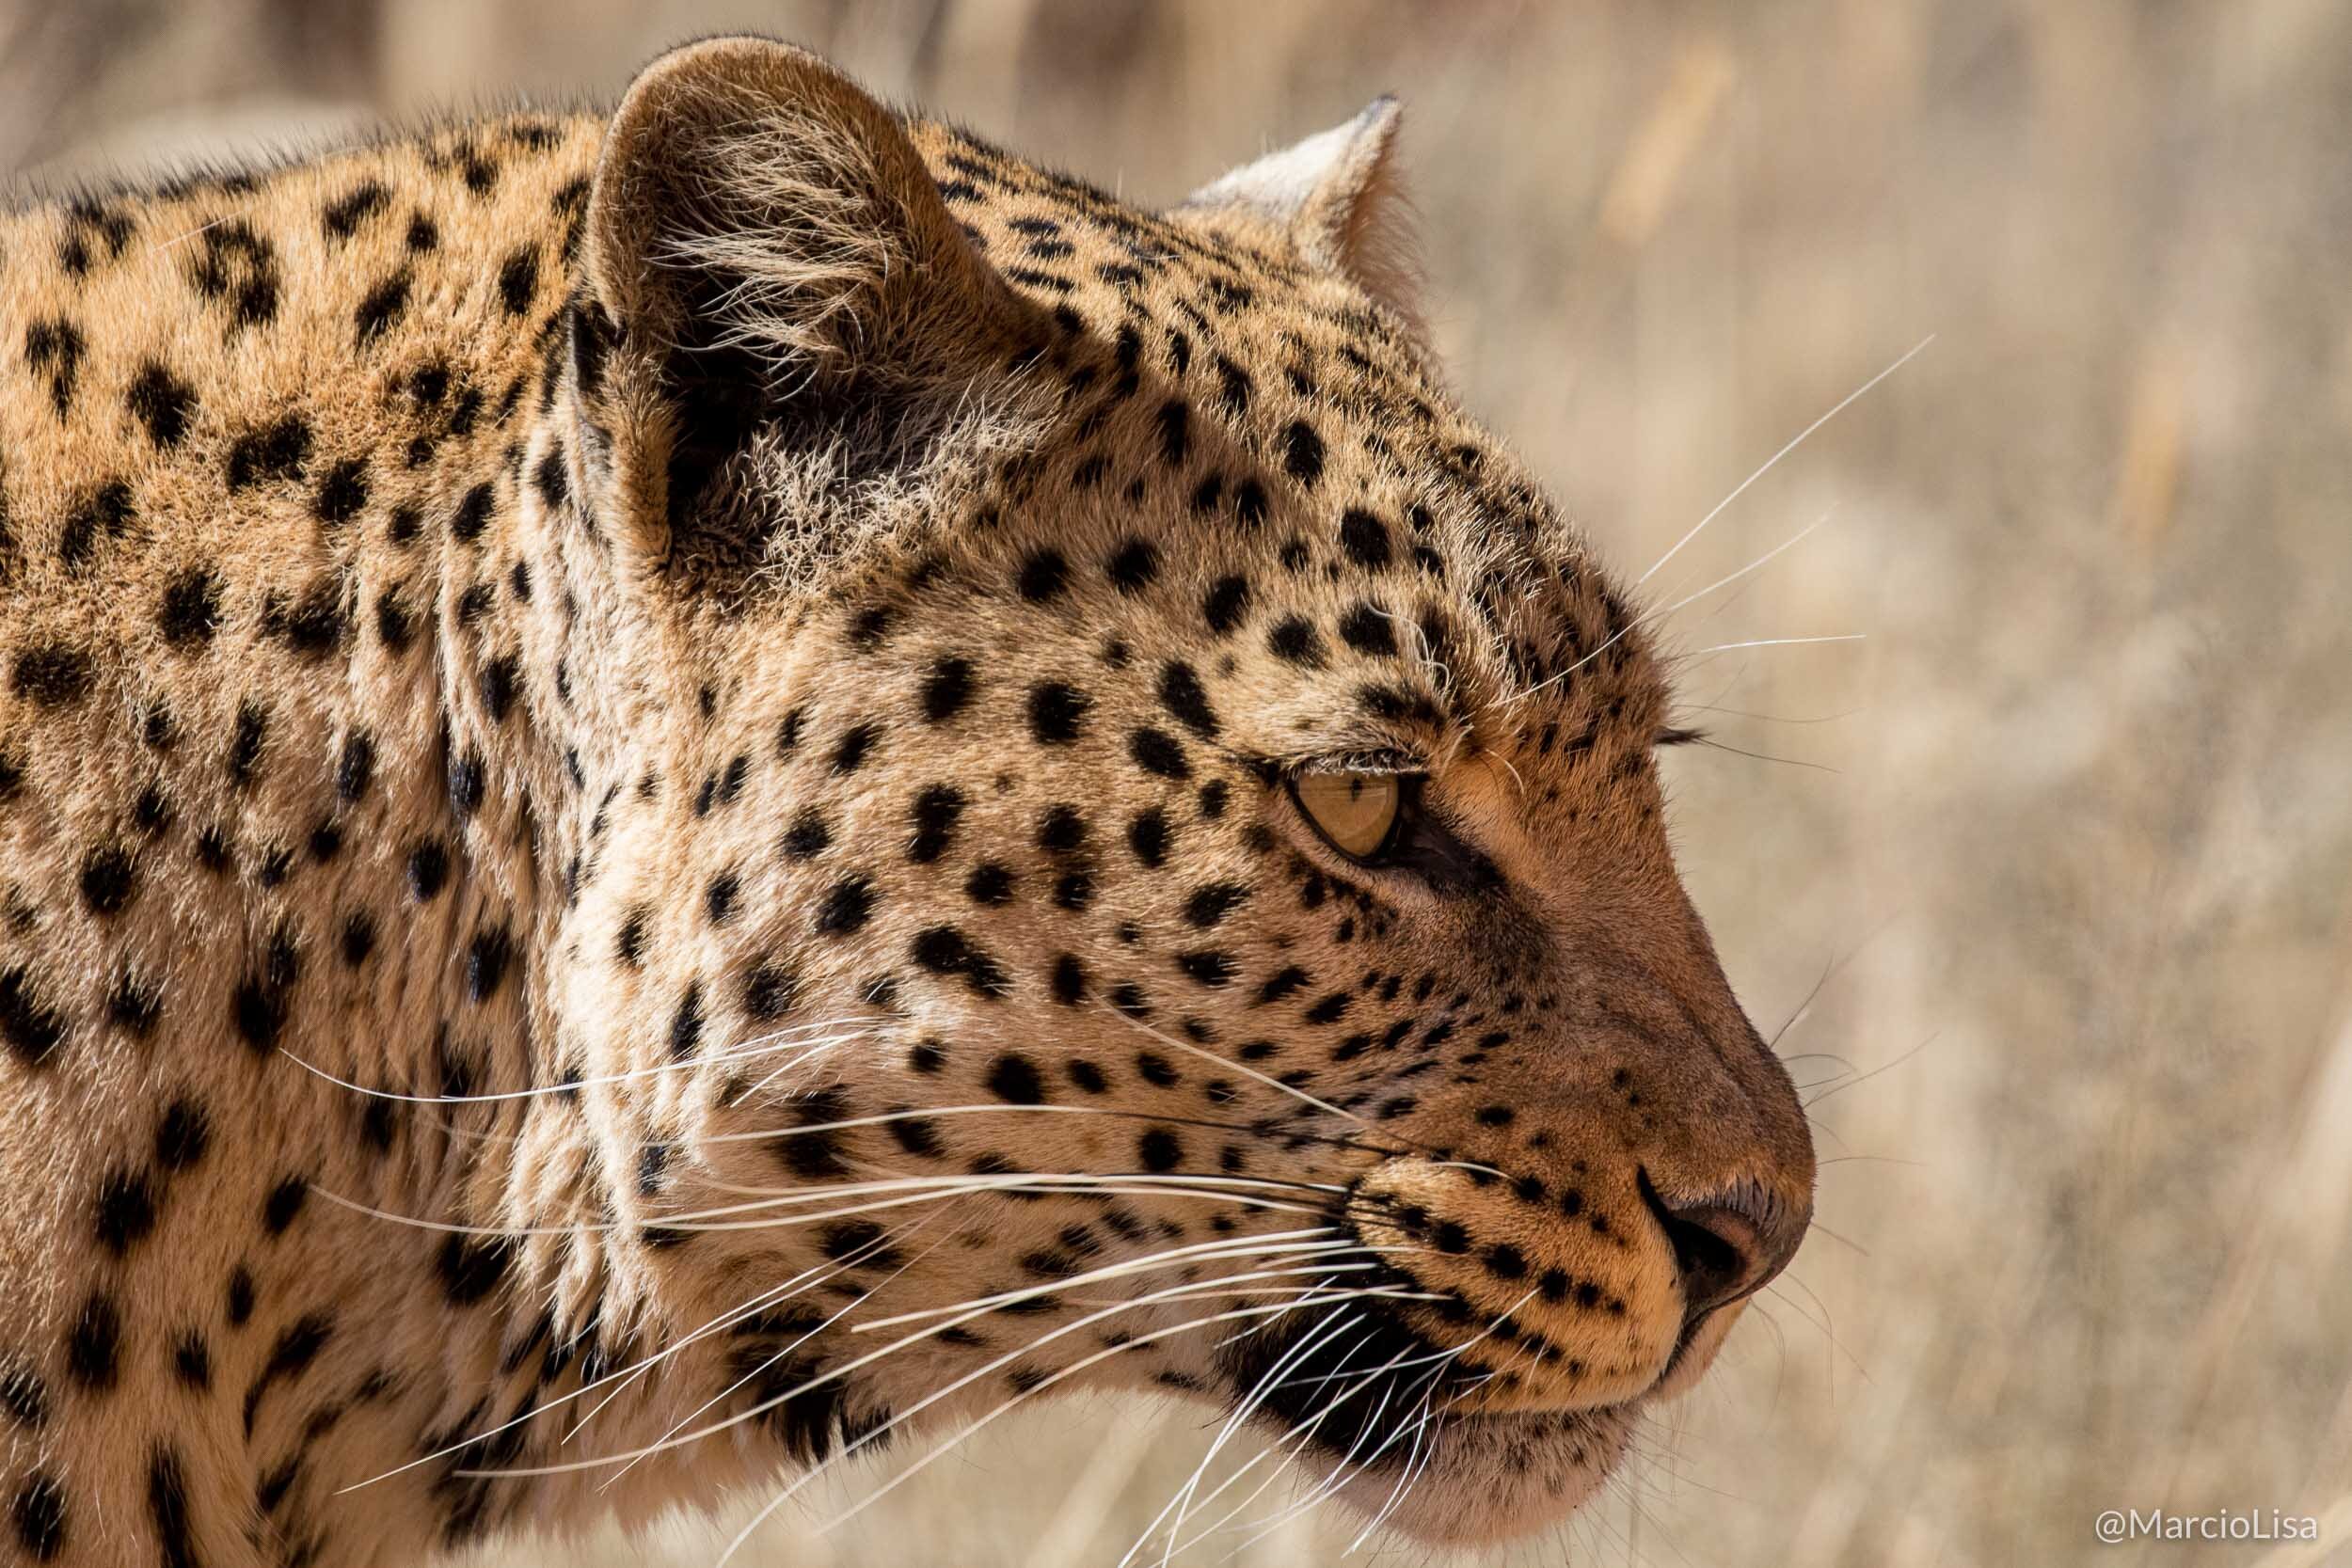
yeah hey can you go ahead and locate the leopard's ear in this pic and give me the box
[570,37,1021,576]
[1178,97,1419,325]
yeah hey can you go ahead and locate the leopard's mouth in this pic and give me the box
[1210,1307,1647,1544]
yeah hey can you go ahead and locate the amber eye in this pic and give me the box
[1291,771,1405,860]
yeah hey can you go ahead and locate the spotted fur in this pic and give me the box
[0,39,1812,1566]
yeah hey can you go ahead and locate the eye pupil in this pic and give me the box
[1294,771,1403,860]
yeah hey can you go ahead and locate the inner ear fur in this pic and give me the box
[1177,97,1422,327]
[579,37,1024,566]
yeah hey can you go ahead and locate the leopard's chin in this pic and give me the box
[1305,1403,1638,1545]
[1202,1301,1747,1545]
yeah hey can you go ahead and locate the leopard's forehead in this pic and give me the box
[793,120,1678,784]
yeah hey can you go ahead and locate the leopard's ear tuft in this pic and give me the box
[1178,97,1420,325]
[572,36,1023,577]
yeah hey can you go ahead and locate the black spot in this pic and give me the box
[783,809,832,859]
[479,654,520,724]
[908,784,967,863]
[707,870,739,923]
[1016,547,1069,602]
[1130,727,1189,779]
[407,839,451,901]
[815,876,876,936]
[1304,992,1351,1024]
[66,1291,119,1388]
[532,448,569,510]
[154,566,223,647]
[1037,804,1088,853]
[1050,955,1088,1006]
[497,245,539,315]
[1127,807,1171,867]
[262,1176,308,1234]
[354,269,412,342]
[448,748,485,819]
[149,1448,197,1568]
[780,1091,853,1180]
[24,316,83,416]
[1138,1130,1184,1172]
[226,414,310,489]
[1027,682,1090,745]
[466,924,512,1002]
[107,969,161,1036]
[126,361,197,448]
[887,1114,942,1159]
[1282,420,1325,485]
[965,863,1014,904]
[987,1054,1047,1105]
[832,722,879,774]
[93,1168,157,1254]
[374,589,413,653]
[226,1267,254,1325]
[1176,951,1236,987]
[670,982,704,1058]
[0,967,67,1068]
[0,1366,47,1429]
[1156,661,1219,738]
[615,907,649,966]
[337,733,374,804]
[1267,616,1326,667]
[11,1473,64,1560]
[10,642,93,706]
[313,457,370,525]
[155,1101,210,1171]
[910,926,1011,997]
[1202,576,1250,635]
[340,911,375,967]
[78,845,135,915]
[323,180,389,237]
[437,1234,514,1306]
[920,657,975,722]
[451,482,495,543]
[58,479,135,568]
[1106,537,1159,594]
[1338,510,1393,570]
[1338,601,1398,657]
[225,703,270,788]
[1183,882,1249,927]
[1156,398,1191,466]
[1233,477,1268,528]
[818,1220,900,1268]
[172,1335,211,1388]
[742,960,796,1022]
[1214,355,1252,414]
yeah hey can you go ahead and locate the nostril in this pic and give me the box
[1637,1171,1770,1322]
[1661,1205,1761,1318]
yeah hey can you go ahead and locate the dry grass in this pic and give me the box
[10,1,2351,1562]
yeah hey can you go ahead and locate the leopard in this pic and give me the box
[0,36,1815,1567]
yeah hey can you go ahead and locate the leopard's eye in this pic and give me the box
[1291,770,1404,861]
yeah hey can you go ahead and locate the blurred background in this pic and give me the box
[9,1,2351,1563]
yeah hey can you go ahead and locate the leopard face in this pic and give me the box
[539,40,1815,1544]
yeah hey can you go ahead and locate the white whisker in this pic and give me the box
[1637,334,1932,585]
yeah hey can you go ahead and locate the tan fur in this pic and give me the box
[0,39,1810,1566]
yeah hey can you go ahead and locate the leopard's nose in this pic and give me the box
[1640,1172,1802,1323]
